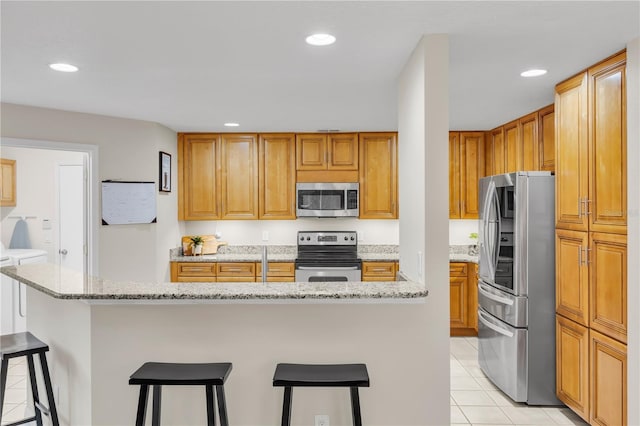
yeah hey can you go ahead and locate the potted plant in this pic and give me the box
[190,235,204,255]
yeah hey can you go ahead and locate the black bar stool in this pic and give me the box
[0,332,60,426]
[129,362,232,426]
[273,363,370,426]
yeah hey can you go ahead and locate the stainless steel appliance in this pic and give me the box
[296,183,359,218]
[477,172,561,405]
[294,231,362,282]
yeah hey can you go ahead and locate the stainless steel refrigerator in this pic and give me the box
[477,172,561,405]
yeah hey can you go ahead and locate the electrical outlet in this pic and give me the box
[262,231,269,241]
[358,231,364,242]
[315,414,330,426]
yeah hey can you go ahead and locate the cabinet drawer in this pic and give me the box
[450,262,468,277]
[362,262,396,279]
[216,262,256,277]
[256,262,295,277]
[176,263,216,277]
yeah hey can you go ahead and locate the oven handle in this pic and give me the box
[296,266,359,271]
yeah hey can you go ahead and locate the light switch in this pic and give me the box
[42,219,52,230]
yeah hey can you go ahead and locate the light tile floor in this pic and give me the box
[450,336,588,426]
[1,338,589,425]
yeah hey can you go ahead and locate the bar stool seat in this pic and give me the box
[0,332,60,426]
[273,363,370,426]
[129,362,232,426]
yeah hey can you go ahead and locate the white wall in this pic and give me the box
[0,103,183,282]
[449,219,478,245]
[0,147,84,262]
[626,36,639,426]
[397,34,450,425]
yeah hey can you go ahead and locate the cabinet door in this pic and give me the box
[590,232,627,343]
[328,133,358,170]
[296,134,327,170]
[170,262,216,282]
[359,132,398,219]
[470,263,478,332]
[362,261,396,281]
[484,131,495,177]
[519,112,539,171]
[556,315,590,422]
[0,158,16,207]
[459,132,485,219]
[450,275,468,328]
[220,134,259,219]
[179,134,220,220]
[556,229,589,326]
[259,134,296,219]
[590,330,627,426]
[555,72,589,231]
[538,104,555,172]
[449,132,461,218]
[490,127,505,175]
[588,52,627,234]
[504,120,519,173]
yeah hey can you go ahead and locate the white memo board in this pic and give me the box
[101,181,157,225]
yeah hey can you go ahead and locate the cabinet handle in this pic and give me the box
[584,199,591,216]
[578,198,583,218]
[583,247,591,265]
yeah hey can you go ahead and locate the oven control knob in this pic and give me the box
[350,236,355,241]
[300,236,304,241]
[344,236,348,241]
[306,237,311,241]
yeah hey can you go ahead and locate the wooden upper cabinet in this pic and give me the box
[590,329,627,426]
[359,132,398,219]
[220,134,259,219]
[519,112,539,171]
[0,158,16,207]
[484,131,494,177]
[259,134,296,219]
[296,133,358,171]
[556,229,589,326]
[556,315,590,422]
[459,132,485,219]
[328,133,358,170]
[555,72,589,231]
[490,127,505,175]
[504,120,519,173]
[178,133,220,220]
[588,52,627,234]
[296,134,327,170]
[538,104,555,172]
[449,132,461,218]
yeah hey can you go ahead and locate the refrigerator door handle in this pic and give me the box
[478,283,514,306]
[483,180,497,279]
[492,185,502,272]
[478,310,514,338]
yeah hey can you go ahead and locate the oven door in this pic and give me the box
[295,266,362,282]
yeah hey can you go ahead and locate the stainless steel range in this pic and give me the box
[294,231,362,282]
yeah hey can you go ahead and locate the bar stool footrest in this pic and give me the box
[4,415,37,426]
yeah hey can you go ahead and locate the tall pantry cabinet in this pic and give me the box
[555,51,627,425]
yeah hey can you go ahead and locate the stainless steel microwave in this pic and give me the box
[296,183,359,217]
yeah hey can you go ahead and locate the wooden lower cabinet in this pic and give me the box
[556,315,590,421]
[590,330,627,426]
[171,262,217,282]
[362,261,397,281]
[256,262,295,282]
[450,262,477,336]
[171,261,296,282]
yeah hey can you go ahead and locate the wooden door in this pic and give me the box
[328,133,358,170]
[484,131,494,176]
[556,229,589,326]
[588,52,627,234]
[590,330,627,426]
[519,112,539,171]
[296,134,327,170]
[538,104,555,172]
[359,132,398,219]
[449,132,461,218]
[589,232,627,343]
[504,120,519,173]
[556,315,590,422]
[459,132,485,218]
[259,134,296,219]
[0,158,16,207]
[555,72,589,231]
[220,134,259,219]
[178,133,220,220]
[490,127,505,175]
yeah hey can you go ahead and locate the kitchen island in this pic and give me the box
[1,263,432,425]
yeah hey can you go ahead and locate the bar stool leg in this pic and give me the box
[350,387,362,426]
[39,352,60,426]
[135,385,149,426]
[26,354,43,426]
[216,385,228,426]
[0,359,8,421]
[206,385,216,426]
[151,385,162,426]
[281,386,293,426]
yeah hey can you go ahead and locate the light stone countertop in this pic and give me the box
[0,263,427,302]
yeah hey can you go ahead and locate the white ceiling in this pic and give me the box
[1,1,638,132]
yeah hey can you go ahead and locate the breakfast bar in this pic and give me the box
[1,264,431,425]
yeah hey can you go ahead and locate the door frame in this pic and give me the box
[58,163,87,274]
[1,137,99,276]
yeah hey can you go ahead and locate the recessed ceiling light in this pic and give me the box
[520,69,547,77]
[305,33,336,46]
[224,122,239,127]
[49,63,79,72]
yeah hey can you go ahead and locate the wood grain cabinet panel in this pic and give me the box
[490,127,505,175]
[556,315,590,422]
[538,104,555,172]
[296,134,327,170]
[359,132,398,219]
[296,133,358,171]
[518,112,539,171]
[588,52,627,234]
[170,262,216,282]
[504,120,519,173]
[590,330,627,426]
[556,229,589,326]
[449,132,461,218]
[256,262,295,282]
[362,261,397,281]
[484,131,495,176]
[0,158,16,207]
[450,262,476,336]
[178,134,220,220]
[259,134,296,219]
[220,134,259,219]
[216,262,256,282]
[450,275,467,329]
[328,133,358,170]
[459,132,485,218]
